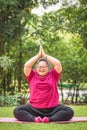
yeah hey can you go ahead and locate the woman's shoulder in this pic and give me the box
[50,68,61,77]
[25,69,36,81]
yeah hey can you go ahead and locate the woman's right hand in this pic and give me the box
[38,45,42,57]
[38,45,46,58]
[41,46,46,57]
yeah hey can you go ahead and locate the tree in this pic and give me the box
[0,0,87,98]
[0,0,60,93]
[0,0,39,92]
[0,56,14,95]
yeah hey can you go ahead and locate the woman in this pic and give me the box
[13,46,74,123]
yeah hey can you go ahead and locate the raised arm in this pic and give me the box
[41,47,62,73]
[24,46,42,76]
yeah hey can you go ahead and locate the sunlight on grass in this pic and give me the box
[0,107,15,117]
[71,105,87,116]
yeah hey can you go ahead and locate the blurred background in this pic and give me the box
[0,0,87,107]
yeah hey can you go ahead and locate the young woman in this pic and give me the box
[13,46,74,123]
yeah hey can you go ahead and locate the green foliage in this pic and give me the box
[0,56,14,71]
[0,92,30,106]
[0,0,87,95]
[59,34,87,82]
[79,94,87,103]
[17,92,29,105]
[0,94,18,106]
[0,0,38,41]
[40,0,60,8]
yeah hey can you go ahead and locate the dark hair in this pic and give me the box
[36,57,50,67]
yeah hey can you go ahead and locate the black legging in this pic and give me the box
[13,104,74,122]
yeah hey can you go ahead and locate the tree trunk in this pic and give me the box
[18,40,22,92]
[71,84,76,104]
[59,79,64,103]
[0,40,6,97]
[0,41,5,95]
[2,73,6,96]
[75,84,79,104]
[64,87,72,104]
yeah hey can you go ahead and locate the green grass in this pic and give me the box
[0,105,87,130]
[0,122,87,130]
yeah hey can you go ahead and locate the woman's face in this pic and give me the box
[36,61,49,76]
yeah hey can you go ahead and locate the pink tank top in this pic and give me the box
[26,68,61,108]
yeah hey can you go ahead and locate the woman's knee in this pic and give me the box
[13,107,20,117]
[67,107,74,119]
[60,105,74,117]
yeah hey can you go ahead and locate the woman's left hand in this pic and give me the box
[41,46,46,57]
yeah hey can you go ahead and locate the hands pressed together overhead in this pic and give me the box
[38,45,46,58]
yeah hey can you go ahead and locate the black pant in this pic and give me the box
[13,104,74,122]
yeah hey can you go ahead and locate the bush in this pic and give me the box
[17,93,30,105]
[79,94,87,103]
[0,93,30,106]
[0,94,18,106]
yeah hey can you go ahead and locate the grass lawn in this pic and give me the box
[0,105,87,130]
